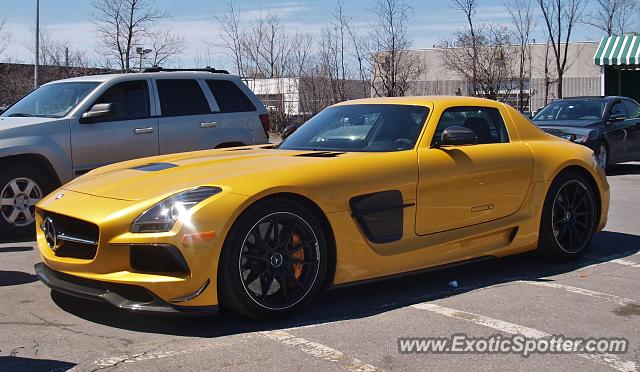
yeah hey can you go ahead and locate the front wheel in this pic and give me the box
[537,170,597,261]
[0,163,52,240]
[218,198,328,320]
[595,142,609,171]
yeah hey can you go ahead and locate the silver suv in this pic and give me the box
[0,69,270,238]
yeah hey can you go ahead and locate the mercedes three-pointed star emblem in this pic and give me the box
[40,217,60,251]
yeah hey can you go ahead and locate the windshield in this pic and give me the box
[533,100,606,122]
[2,82,100,118]
[279,104,430,152]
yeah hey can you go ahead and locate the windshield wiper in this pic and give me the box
[7,112,34,117]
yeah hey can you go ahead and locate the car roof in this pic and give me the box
[334,95,504,107]
[44,71,237,84]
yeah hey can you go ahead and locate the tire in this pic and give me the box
[595,142,609,172]
[218,198,328,320]
[537,170,598,262]
[0,162,54,240]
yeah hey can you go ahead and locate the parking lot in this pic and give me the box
[0,163,638,371]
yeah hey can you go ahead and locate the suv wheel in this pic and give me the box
[0,163,53,239]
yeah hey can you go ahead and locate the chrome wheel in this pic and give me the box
[238,212,321,310]
[597,144,607,170]
[0,178,43,227]
[551,180,595,254]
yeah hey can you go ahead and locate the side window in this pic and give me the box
[205,80,256,113]
[609,101,627,118]
[156,79,211,117]
[93,80,149,121]
[623,100,640,119]
[432,106,509,145]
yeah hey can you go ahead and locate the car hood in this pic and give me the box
[533,119,602,128]
[62,146,376,202]
[0,116,59,131]
[535,125,599,139]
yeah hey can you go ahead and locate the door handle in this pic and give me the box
[134,127,154,135]
[201,122,218,129]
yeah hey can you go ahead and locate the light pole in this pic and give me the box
[34,0,40,88]
[136,47,152,71]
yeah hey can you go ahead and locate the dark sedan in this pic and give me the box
[533,96,640,170]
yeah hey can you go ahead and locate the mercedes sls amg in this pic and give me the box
[34,96,609,320]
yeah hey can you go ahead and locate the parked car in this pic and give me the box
[34,96,608,320]
[0,68,270,238]
[532,96,640,170]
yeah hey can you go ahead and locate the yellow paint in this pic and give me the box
[35,96,610,309]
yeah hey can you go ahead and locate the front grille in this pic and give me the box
[43,213,100,260]
[55,241,98,260]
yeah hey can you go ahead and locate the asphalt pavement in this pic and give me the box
[1,163,639,371]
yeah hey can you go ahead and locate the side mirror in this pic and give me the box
[281,125,298,140]
[80,103,114,123]
[607,114,625,124]
[436,126,479,147]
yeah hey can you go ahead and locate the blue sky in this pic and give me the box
[1,0,604,68]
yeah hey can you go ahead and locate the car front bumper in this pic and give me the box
[35,262,218,315]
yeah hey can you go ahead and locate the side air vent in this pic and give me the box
[294,152,345,158]
[225,148,252,152]
[130,163,177,172]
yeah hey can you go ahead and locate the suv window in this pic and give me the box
[609,101,627,118]
[93,81,149,121]
[156,79,211,117]
[623,100,640,119]
[206,80,256,112]
[433,106,509,145]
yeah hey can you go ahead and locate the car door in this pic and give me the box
[603,100,634,163]
[70,80,159,175]
[415,105,534,235]
[623,99,640,159]
[204,79,261,145]
[155,78,223,154]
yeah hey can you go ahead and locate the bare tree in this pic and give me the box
[585,0,639,36]
[0,15,11,60]
[505,0,535,111]
[147,28,186,67]
[215,0,246,75]
[536,0,586,99]
[369,0,423,97]
[452,0,478,95]
[440,23,517,101]
[92,0,184,70]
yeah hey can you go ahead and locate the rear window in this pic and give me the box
[206,80,256,113]
[156,79,211,117]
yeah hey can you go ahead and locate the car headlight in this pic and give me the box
[559,134,589,143]
[130,187,222,233]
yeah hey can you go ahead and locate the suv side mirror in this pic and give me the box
[281,125,298,140]
[607,114,625,124]
[80,103,114,123]
[436,126,479,147]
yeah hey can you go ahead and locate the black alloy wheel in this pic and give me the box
[218,198,328,320]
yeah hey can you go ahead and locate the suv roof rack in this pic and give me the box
[564,96,606,99]
[143,66,230,74]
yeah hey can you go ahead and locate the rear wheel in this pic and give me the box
[538,170,597,261]
[218,198,328,320]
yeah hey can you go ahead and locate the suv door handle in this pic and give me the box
[201,122,218,128]
[134,127,154,134]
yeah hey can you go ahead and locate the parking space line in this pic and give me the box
[582,251,640,270]
[517,281,638,306]
[412,303,637,372]
[260,330,378,371]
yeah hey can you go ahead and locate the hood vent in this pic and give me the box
[295,151,345,158]
[130,162,178,172]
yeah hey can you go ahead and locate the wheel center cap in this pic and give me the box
[14,194,30,211]
[270,253,284,268]
[565,211,571,221]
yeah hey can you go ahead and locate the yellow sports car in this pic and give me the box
[34,96,609,320]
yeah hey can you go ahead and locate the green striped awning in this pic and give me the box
[594,34,640,66]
